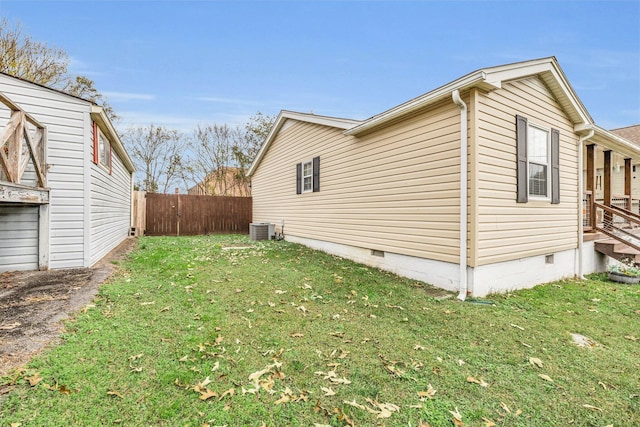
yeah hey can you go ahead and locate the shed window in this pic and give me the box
[99,131,112,171]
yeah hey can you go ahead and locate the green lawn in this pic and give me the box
[1,235,638,426]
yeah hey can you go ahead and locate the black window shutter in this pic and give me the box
[516,115,528,203]
[296,163,302,194]
[312,156,320,192]
[551,128,560,204]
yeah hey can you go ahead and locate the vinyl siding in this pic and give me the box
[0,205,38,272]
[475,77,579,265]
[90,144,131,266]
[252,101,462,263]
[0,76,89,269]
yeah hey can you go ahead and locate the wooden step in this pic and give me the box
[594,239,640,262]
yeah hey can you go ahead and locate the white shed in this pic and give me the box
[0,72,134,272]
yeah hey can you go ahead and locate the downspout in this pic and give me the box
[577,129,595,279]
[452,90,468,300]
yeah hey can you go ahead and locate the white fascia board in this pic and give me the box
[344,71,493,136]
[590,124,640,159]
[90,106,135,173]
[247,110,360,177]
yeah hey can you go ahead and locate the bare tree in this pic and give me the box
[185,123,247,196]
[0,18,69,87]
[0,18,117,122]
[183,113,275,196]
[122,125,185,193]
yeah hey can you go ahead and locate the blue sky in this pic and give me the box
[0,0,638,132]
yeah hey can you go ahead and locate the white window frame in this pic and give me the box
[98,129,112,173]
[302,160,313,193]
[527,122,550,200]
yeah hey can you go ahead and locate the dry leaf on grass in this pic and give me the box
[538,374,554,383]
[198,388,219,401]
[290,333,304,338]
[107,390,123,398]
[482,418,496,427]
[529,357,543,368]
[417,384,436,399]
[449,407,464,426]
[25,373,43,386]
[322,387,336,396]
[582,404,603,411]
[467,376,488,387]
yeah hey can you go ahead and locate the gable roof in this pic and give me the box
[247,110,361,176]
[248,57,597,176]
[345,56,592,136]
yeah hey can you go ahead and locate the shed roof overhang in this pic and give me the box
[90,106,135,173]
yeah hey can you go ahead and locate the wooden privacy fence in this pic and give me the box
[134,191,252,236]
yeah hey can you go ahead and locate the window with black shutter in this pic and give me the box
[515,115,559,204]
[296,156,320,194]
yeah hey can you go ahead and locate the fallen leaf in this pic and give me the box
[529,357,543,368]
[482,418,496,427]
[140,301,155,306]
[290,333,304,338]
[510,323,525,331]
[218,388,235,401]
[322,387,335,396]
[198,388,219,401]
[25,373,43,386]
[582,404,603,411]
[211,361,220,372]
[449,407,464,426]
[500,402,511,413]
[417,384,436,399]
[624,335,638,341]
[107,390,124,398]
[159,306,170,312]
[467,376,489,387]
[275,290,286,294]
[538,374,554,383]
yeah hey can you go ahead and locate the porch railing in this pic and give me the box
[583,192,640,233]
[593,202,640,251]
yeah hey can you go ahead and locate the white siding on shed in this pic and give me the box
[90,146,132,266]
[0,74,88,269]
[0,205,39,272]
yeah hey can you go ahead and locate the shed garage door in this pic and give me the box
[0,205,39,272]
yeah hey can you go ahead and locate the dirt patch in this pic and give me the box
[0,238,136,377]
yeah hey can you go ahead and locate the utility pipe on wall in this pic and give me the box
[452,90,468,301]
[577,129,595,279]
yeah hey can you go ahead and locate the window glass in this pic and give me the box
[528,126,549,197]
[99,131,111,170]
[303,161,312,192]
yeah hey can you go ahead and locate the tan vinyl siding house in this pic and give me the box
[249,57,640,297]
[475,77,579,265]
